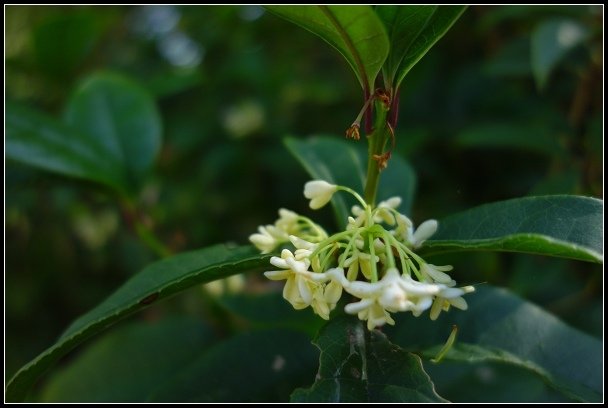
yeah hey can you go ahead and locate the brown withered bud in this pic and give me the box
[345,123,360,140]
[375,89,391,110]
[373,151,392,171]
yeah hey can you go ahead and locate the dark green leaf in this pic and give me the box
[265,6,389,92]
[218,291,324,336]
[285,135,416,230]
[531,19,590,89]
[423,361,571,402]
[421,195,603,263]
[291,316,446,402]
[150,329,318,402]
[41,317,216,402]
[386,286,602,402]
[65,72,162,190]
[6,102,125,192]
[376,5,466,89]
[6,245,270,402]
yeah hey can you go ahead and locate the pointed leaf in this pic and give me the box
[6,245,270,402]
[265,6,389,92]
[65,71,162,190]
[376,5,466,88]
[285,135,416,229]
[386,286,602,402]
[291,316,446,402]
[6,102,126,193]
[420,195,603,263]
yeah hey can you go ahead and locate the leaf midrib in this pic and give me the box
[319,6,369,93]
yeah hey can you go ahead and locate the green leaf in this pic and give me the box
[41,317,216,402]
[423,360,571,402]
[421,195,603,263]
[65,72,163,190]
[285,135,416,230]
[376,5,466,89]
[150,329,318,402]
[5,245,270,402]
[385,286,602,402]
[6,102,125,192]
[291,316,446,402]
[265,6,389,92]
[218,291,324,336]
[531,19,590,89]
[423,344,590,402]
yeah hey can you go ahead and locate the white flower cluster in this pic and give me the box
[250,180,475,330]
[249,208,328,254]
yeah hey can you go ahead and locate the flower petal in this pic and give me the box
[430,297,445,321]
[344,298,374,314]
[304,180,337,210]
[270,256,289,269]
[412,219,438,247]
[448,296,468,310]
[422,263,453,284]
[297,276,313,304]
[289,235,316,250]
[283,276,303,307]
[324,280,343,305]
[343,280,382,298]
[264,270,291,280]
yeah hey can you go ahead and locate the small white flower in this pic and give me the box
[304,180,338,210]
[430,284,475,320]
[379,196,402,209]
[356,252,379,280]
[349,206,366,229]
[340,268,437,330]
[378,270,435,315]
[342,253,360,280]
[249,226,279,253]
[289,235,316,261]
[352,197,402,226]
[351,205,365,217]
[393,213,414,241]
[347,216,362,231]
[420,263,454,284]
[275,208,300,233]
[411,219,438,248]
[311,280,343,320]
[374,196,402,225]
[289,235,316,250]
[347,300,395,331]
[264,250,340,319]
[249,209,303,253]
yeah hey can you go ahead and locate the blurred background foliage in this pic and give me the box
[5,5,602,400]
